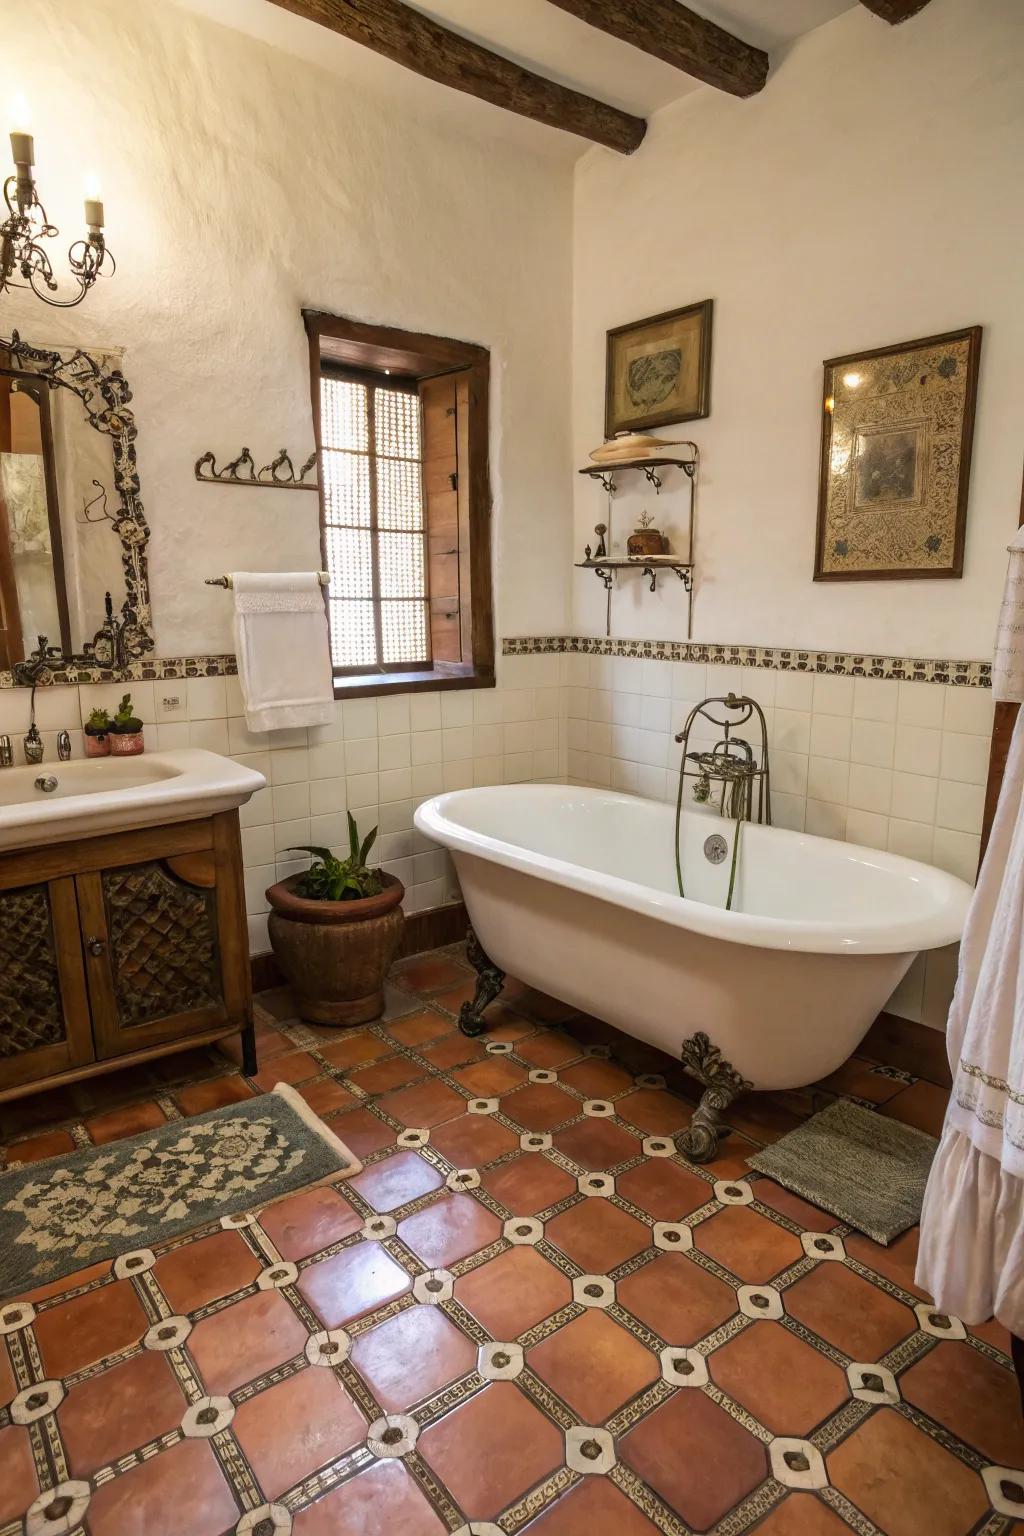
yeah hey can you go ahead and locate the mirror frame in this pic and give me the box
[0,329,155,684]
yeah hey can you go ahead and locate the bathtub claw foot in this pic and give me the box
[458,928,505,1037]
[677,1031,751,1164]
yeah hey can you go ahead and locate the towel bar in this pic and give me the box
[205,572,330,589]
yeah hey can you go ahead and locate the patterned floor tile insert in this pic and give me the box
[0,942,1020,1534]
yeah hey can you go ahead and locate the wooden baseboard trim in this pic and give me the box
[862,1010,952,1088]
[251,900,468,993]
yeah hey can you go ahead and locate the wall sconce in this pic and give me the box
[1,94,115,308]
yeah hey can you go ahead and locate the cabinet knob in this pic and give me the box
[86,936,106,957]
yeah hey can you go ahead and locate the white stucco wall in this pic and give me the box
[2,0,574,653]
[572,0,1024,657]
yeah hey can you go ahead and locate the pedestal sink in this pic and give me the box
[0,748,266,852]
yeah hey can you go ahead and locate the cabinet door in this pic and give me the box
[78,845,231,1058]
[0,877,93,1092]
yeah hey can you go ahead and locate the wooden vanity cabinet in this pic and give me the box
[0,811,255,1104]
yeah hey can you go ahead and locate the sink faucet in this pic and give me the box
[0,735,11,767]
[57,730,72,761]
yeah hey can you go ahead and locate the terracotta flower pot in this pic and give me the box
[265,871,405,1026]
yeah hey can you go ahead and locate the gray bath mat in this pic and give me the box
[746,1099,937,1245]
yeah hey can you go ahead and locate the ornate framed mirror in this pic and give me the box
[0,329,154,684]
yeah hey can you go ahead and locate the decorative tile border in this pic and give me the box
[503,636,992,688]
[0,654,237,689]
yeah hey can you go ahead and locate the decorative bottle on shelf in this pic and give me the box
[627,510,666,557]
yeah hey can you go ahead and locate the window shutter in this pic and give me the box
[420,374,462,663]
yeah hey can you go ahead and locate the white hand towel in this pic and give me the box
[232,572,335,733]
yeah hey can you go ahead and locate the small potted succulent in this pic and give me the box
[84,706,111,758]
[108,692,145,756]
[265,814,404,1025]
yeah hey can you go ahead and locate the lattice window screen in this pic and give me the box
[320,376,429,671]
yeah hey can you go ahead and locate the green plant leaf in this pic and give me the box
[347,810,360,862]
[286,845,335,865]
[359,824,378,865]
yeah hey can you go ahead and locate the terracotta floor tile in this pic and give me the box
[154,1230,262,1313]
[695,1205,804,1282]
[319,1033,392,1071]
[725,1092,808,1145]
[293,1459,447,1535]
[377,1078,466,1128]
[616,1160,713,1221]
[901,1339,1024,1465]
[477,1005,538,1041]
[234,1365,366,1500]
[529,1309,660,1422]
[0,1425,42,1524]
[299,1241,410,1327]
[753,1178,838,1231]
[0,1346,15,1409]
[3,1129,76,1166]
[85,1098,167,1145]
[430,1112,520,1166]
[817,1059,907,1105]
[431,980,478,1014]
[351,1304,476,1411]
[398,1192,502,1267]
[843,1225,927,1299]
[516,1031,583,1069]
[546,1200,651,1272]
[748,1493,853,1535]
[711,1320,848,1434]
[699,1132,761,1179]
[34,1279,149,1377]
[881,1080,949,1137]
[972,1315,1012,1355]
[558,1058,636,1098]
[347,1055,423,1094]
[86,1437,238,1536]
[480,1153,577,1214]
[20,1258,111,1306]
[452,1057,529,1097]
[786,1263,916,1360]
[189,1287,309,1396]
[554,1118,640,1169]
[393,956,472,993]
[829,1407,988,1536]
[617,1253,736,1343]
[350,1149,445,1212]
[297,1077,358,1117]
[419,1381,564,1520]
[615,1088,692,1135]
[329,1107,396,1158]
[251,1049,320,1092]
[173,1074,255,1116]
[420,1034,489,1071]
[502,1082,579,1131]
[59,1349,186,1475]
[386,1009,455,1047]
[621,1387,767,1531]
[456,1246,573,1337]
[527,1476,661,1536]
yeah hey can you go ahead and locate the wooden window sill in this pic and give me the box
[333,664,494,700]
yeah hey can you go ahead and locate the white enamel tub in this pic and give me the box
[415,784,971,1092]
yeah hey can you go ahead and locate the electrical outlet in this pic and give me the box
[157,691,186,720]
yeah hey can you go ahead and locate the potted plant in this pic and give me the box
[84,706,111,758]
[109,692,145,756]
[265,813,405,1025]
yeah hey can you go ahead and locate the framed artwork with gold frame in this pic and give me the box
[814,326,981,582]
[605,300,713,437]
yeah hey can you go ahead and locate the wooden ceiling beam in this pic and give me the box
[544,0,768,99]
[858,0,934,22]
[266,0,647,153]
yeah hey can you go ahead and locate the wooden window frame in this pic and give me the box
[305,311,495,699]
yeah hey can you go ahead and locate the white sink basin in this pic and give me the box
[0,749,266,852]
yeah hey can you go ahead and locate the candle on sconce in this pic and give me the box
[9,91,33,169]
[83,173,104,231]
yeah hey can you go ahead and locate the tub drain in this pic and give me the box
[703,833,728,865]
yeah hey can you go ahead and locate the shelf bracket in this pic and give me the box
[641,465,663,492]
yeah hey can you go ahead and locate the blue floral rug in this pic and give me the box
[0,1084,360,1297]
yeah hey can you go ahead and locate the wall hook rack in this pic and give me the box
[194,447,319,491]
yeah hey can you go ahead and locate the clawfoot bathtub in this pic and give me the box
[414,784,971,1160]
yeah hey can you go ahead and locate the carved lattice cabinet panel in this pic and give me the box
[0,876,92,1094]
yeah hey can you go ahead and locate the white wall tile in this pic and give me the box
[377,694,410,735]
[894,725,941,777]
[270,747,310,784]
[805,799,847,840]
[272,782,309,822]
[807,756,850,805]
[888,819,934,862]
[932,827,981,883]
[812,674,855,717]
[411,693,443,731]
[158,722,191,751]
[846,809,889,851]
[898,680,944,729]
[772,708,811,755]
[935,779,985,835]
[345,737,379,774]
[774,672,813,711]
[943,685,994,736]
[380,767,413,802]
[190,719,229,753]
[809,714,852,761]
[853,678,898,723]
[308,741,345,779]
[347,772,379,808]
[310,777,346,815]
[940,731,989,785]
[850,718,894,769]
[772,750,808,796]
[847,763,892,816]
[379,733,411,770]
[343,698,378,737]
[442,691,475,728]
[890,771,938,825]
[187,676,227,720]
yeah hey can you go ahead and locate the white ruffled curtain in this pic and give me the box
[917,528,1024,1332]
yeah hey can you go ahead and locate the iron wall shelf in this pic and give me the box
[577,453,697,494]
[575,558,693,594]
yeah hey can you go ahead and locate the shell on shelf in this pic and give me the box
[589,432,687,464]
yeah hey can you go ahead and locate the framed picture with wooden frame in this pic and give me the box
[814,325,982,582]
[605,300,713,437]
